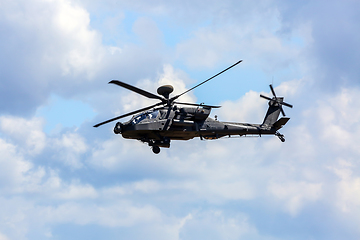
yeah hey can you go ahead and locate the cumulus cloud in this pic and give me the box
[51,132,88,168]
[268,181,322,216]
[115,64,195,117]
[217,90,266,123]
[180,210,258,240]
[0,0,102,115]
[0,138,33,191]
[0,116,46,155]
[0,0,166,117]
[0,233,9,240]
[277,0,360,90]
[176,28,238,68]
[328,159,360,213]
[301,87,360,158]
[1,0,360,239]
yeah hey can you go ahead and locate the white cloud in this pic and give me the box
[5,0,104,76]
[0,134,94,199]
[116,64,195,116]
[179,210,259,240]
[337,176,360,212]
[328,159,360,214]
[51,132,88,168]
[176,28,238,68]
[133,179,161,193]
[217,90,266,123]
[5,78,360,239]
[0,233,9,240]
[173,4,303,71]
[55,182,98,199]
[0,138,33,191]
[0,196,165,239]
[41,201,163,228]
[0,0,102,115]
[156,64,196,102]
[0,116,46,155]
[268,181,322,216]
[89,137,146,170]
[51,0,103,76]
[315,88,360,154]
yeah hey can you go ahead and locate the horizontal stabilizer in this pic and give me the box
[273,117,290,130]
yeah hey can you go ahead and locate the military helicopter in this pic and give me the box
[94,60,293,154]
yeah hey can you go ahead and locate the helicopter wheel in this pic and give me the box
[152,146,160,154]
[275,132,286,142]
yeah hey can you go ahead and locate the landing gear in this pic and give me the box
[142,138,170,154]
[152,146,160,154]
[148,138,170,154]
[275,131,285,142]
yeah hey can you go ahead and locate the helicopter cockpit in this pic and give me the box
[132,110,159,124]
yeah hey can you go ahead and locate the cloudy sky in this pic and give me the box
[1,0,360,239]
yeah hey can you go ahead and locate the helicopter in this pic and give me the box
[94,60,293,154]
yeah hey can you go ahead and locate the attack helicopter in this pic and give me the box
[94,60,293,154]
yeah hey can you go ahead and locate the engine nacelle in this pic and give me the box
[179,106,211,121]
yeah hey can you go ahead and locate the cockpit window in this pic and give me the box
[132,110,159,124]
[148,110,159,119]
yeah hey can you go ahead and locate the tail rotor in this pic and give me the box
[260,84,293,116]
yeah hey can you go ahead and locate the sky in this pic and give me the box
[1,0,360,239]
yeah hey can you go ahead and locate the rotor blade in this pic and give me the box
[93,102,163,128]
[171,60,243,101]
[269,84,277,98]
[174,101,221,108]
[260,94,273,101]
[281,101,293,108]
[109,80,164,101]
[261,94,293,109]
[280,106,286,116]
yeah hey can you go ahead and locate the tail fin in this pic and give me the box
[260,84,293,127]
[261,97,284,127]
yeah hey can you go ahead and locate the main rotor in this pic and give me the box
[93,60,243,128]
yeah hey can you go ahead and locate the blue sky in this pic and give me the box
[1,0,360,239]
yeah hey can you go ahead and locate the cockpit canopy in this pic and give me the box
[131,110,159,124]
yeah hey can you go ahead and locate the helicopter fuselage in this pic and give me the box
[113,105,283,149]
